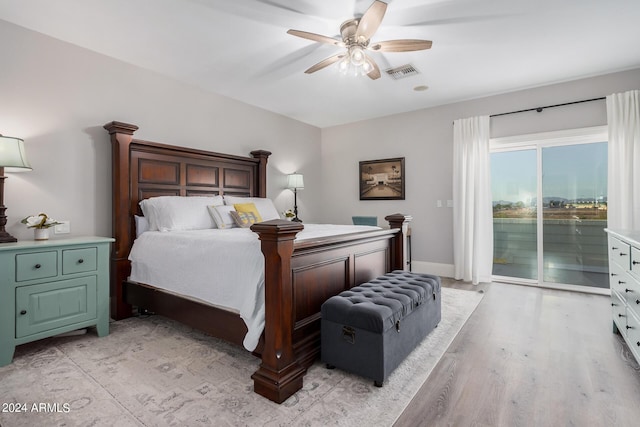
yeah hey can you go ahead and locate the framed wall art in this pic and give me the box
[359,157,405,200]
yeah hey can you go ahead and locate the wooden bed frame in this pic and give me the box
[103,121,410,403]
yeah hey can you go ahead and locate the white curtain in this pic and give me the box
[607,90,640,229]
[453,115,493,284]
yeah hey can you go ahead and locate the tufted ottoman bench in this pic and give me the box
[321,270,441,386]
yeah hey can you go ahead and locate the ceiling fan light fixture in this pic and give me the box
[287,1,431,81]
[349,46,366,66]
[338,50,372,77]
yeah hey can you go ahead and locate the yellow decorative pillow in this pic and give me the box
[233,203,263,222]
[230,210,260,228]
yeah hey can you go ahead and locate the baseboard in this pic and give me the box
[410,261,454,278]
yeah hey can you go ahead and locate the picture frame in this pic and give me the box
[359,157,405,200]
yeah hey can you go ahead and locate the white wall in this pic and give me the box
[320,68,640,276]
[0,20,321,241]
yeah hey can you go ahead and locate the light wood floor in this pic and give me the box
[395,280,640,427]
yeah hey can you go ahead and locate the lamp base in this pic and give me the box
[0,230,17,243]
[292,217,302,223]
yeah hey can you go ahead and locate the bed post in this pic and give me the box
[385,213,412,271]
[250,150,271,198]
[250,219,306,404]
[103,121,138,320]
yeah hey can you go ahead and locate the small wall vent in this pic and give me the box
[384,64,420,80]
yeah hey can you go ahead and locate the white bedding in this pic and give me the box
[128,224,380,351]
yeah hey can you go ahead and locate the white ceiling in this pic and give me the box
[2,0,640,128]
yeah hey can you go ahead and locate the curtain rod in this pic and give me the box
[490,96,606,118]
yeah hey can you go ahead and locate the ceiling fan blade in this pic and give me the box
[305,53,345,74]
[369,39,433,52]
[355,0,387,41]
[366,57,381,80]
[287,29,344,47]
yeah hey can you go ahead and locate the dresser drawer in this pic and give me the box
[631,246,640,278]
[612,290,627,336]
[62,247,97,275]
[610,261,633,295]
[15,251,58,282]
[609,235,631,270]
[15,276,97,338]
[626,310,640,362]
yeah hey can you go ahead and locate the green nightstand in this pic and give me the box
[0,236,114,366]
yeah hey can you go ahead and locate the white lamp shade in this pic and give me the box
[287,173,304,190]
[0,135,32,171]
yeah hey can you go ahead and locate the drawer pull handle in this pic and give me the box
[34,264,41,269]
[611,273,618,277]
[627,325,633,330]
[612,302,617,306]
[619,280,626,284]
[619,314,626,318]
[634,261,640,265]
[637,342,640,347]
[20,310,27,315]
[637,300,640,305]
[625,288,632,293]
[78,259,84,264]
[612,246,619,250]
[621,253,628,257]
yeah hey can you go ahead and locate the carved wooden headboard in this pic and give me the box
[103,121,271,319]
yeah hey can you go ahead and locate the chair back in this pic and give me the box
[352,216,378,226]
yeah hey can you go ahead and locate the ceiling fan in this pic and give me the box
[286,0,432,80]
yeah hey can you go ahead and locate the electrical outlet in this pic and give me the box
[54,221,70,234]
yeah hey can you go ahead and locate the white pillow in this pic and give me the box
[223,196,280,221]
[134,215,149,237]
[207,205,237,229]
[139,195,224,232]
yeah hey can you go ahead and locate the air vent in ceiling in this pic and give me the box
[384,64,420,80]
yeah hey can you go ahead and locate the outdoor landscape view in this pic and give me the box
[491,142,608,288]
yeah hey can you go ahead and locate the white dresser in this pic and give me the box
[606,229,640,363]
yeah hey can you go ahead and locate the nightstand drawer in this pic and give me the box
[15,276,97,338]
[15,251,58,282]
[63,247,97,275]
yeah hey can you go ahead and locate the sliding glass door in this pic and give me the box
[541,143,608,287]
[492,149,537,280]
[491,128,609,290]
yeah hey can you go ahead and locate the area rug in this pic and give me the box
[0,287,483,427]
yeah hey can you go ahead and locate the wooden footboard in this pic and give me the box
[251,214,409,403]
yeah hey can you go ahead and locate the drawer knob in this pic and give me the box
[634,261,640,265]
[611,273,618,277]
[78,259,84,264]
[626,288,632,293]
[627,325,633,330]
[34,264,41,269]
[621,253,628,257]
[637,300,640,305]
[619,313,626,318]
[619,280,627,284]
[637,342,640,347]
[612,246,619,250]
[20,310,26,315]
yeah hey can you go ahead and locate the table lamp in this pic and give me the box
[0,134,32,243]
